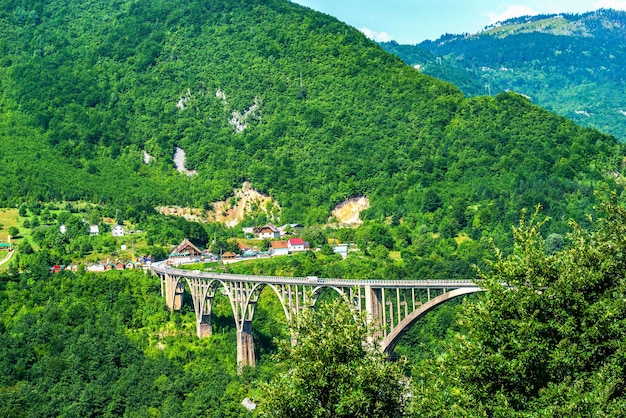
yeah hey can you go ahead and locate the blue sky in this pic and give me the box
[291,0,626,44]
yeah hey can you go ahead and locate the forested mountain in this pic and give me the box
[381,9,626,141]
[2,1,626,416]
[0,0,623,235]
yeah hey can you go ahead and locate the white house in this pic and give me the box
[270,240,289,256]
[87,263,106,272]
[112,225,125,237]
[89,225,100,236]
[333,244,348,258]
[59,224,67,234]
[287,238,308,252]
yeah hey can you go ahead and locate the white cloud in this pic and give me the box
[360,27,392,42]
[593,0,626,10]
[486,5,539,25]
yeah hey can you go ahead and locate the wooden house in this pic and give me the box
[170,238,202,257]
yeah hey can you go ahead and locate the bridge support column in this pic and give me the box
[164,273,184,312]
[365,285,384,340]
[196,314,212,338]
[237,320,255,369]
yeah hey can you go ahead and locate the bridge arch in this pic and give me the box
[309,285,352,306]
[248,282,292,322]
[380,287,483,355]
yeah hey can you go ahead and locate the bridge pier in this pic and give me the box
[364,285,384,340]
[164,273,184,312]
[196,314,212,338]
[237,320,255,369]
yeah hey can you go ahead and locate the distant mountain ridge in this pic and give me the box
[381,9,626,140]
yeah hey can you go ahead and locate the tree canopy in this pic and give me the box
[411,195,626,416]
[256,298,409,418]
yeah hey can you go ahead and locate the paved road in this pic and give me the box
[0,249,14,266]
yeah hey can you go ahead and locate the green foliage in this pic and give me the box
[0,267,250,417]
[411,196,626,416]
[256,299,409,418]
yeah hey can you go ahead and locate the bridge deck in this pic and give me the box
[151,262,477,288]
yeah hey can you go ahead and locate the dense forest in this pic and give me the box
[382,9,626,141]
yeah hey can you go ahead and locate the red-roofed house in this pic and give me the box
[270,240,289,256]
[288,238,308,252]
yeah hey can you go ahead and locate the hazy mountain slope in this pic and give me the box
[0,0,622,232]
[382,9,626,141]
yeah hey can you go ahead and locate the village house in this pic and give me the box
[287,238,308,252]
[333,244,349,258]
[167,238,202,265]
[270,240,289,256]
[254,224,280,239]
[87,263,106,272]
[50,265,63,274]
[170,238,202,257]
[112,224,125,237]
[89,225,99,236]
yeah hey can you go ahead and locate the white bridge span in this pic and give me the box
[151,262,482,368]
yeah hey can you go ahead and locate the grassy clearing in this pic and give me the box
[0,208,19,243]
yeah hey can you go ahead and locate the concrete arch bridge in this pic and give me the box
[151,262,481,368]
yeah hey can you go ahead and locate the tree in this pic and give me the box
[256,299,409,418]
[411,198,626,417]
[8,226,19,238]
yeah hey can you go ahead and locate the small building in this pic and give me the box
[255,224,280,239]
[59,224,67,234]
[87,263,106,272]
[270,240,289,256]
[170,238,202,258]
[112,225,125,237]
[115,262,125,270]
[334,244,349,258]
[0,243,13,251]
[222,251,237,261]
[288,238,308,252]
[89,225,100,236]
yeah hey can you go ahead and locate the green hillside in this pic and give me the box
[382,9,626,141]
[0,0,622,236]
